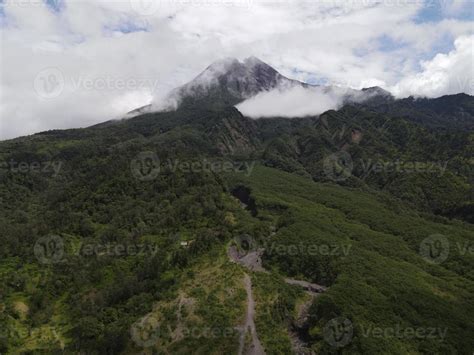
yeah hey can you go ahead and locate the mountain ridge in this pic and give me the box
[125,57,474,130]
[127,57,393,117]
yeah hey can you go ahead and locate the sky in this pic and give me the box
[0,0,473,139]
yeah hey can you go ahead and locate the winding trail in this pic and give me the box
[229,244,328,354]
[238,273,265,355]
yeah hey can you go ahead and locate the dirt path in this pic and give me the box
[229,244,328,354]
[228,246,267,273]
[284,278,327,294]
[238,273,265,355]
[228,245,326,294]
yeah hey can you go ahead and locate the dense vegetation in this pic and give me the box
[0,93,472,353]
[229,165,473,354]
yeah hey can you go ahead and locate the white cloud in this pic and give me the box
[391,35,474,98]
[0,0,473,139]
[236,85,344,118]
[235,84,382,118]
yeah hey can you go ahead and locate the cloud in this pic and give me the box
[235,84,381,118]
[236,85,344,118]
[0,0,473,139]
[391,35,474,98]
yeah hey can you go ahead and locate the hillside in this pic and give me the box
[0,59,473,354]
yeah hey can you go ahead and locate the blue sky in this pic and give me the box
[415,0,473,22]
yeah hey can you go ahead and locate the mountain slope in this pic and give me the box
[129,57,306,115]
[360,93,474,129]
[129,57,473,133]
[171,56,303,105]
[228,165,474,354]
[0,58,473,354]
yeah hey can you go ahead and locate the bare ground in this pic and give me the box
[238,273,265,355]
[229,244,328,355]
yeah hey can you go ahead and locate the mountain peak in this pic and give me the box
[203,56,275,76]
[361,86,392,97]
[166,56,300,108]
[205,57,240,72]
[243,56,268,66]
[206,56,269,68]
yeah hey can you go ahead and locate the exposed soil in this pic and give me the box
[238,273,265,355]
[229,244,328,355]
[283,278,327,294]
[229,245,267,273]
